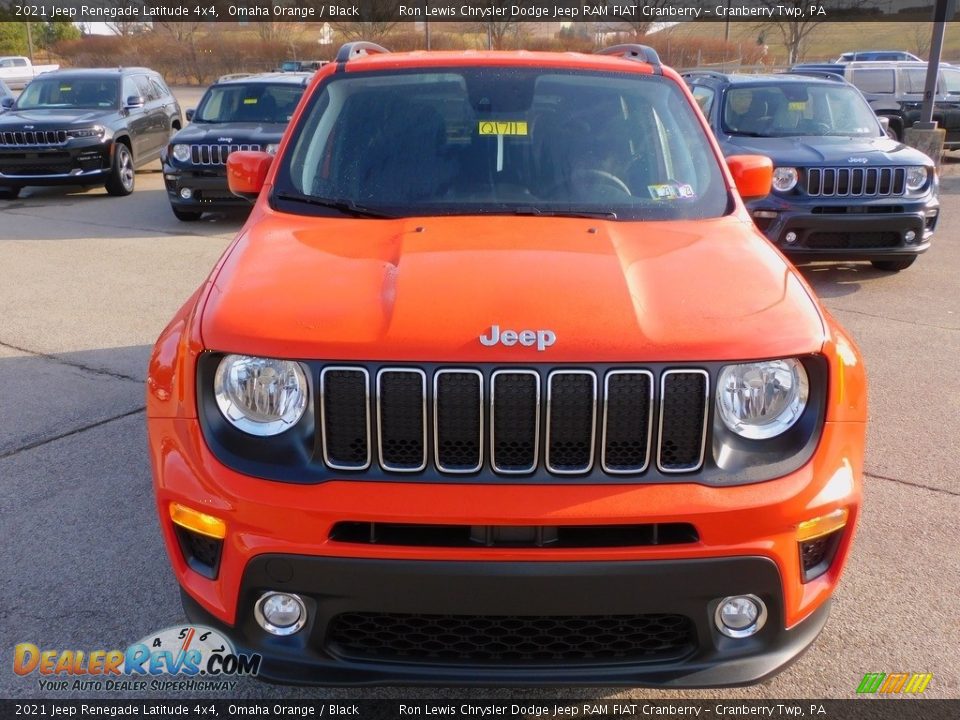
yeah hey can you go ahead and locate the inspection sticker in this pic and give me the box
[648,183,696,200]
[478,121,528,136]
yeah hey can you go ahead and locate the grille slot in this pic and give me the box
[602,371,653,474]
[657,370,709,473]
[434,370,483,473]
[0,129,67,146]
[377,369,427,472]
[330,522,699,548]
[320,367,370,470]
[806,166,906,197]
[326,612,696,665]
[189,143,260,166]
[546,371,597,474]
[490,370,540,474]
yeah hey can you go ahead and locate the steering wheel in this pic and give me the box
[570,169,632,196]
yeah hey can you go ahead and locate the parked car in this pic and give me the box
[0,79,13,113]
[843,61,960,147]
[0,56,59,90]
[685,70,939,272]
[836,50,923,62]
[162,72,310,220]
[278,60,327,72]
[148,42,866,686]
[0,68,182,199]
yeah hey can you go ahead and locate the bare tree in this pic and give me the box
[909,22,932,59]
[105,21,148,37]
[755,0,866,64]
[152,21,203,43]
[332,0,401,43]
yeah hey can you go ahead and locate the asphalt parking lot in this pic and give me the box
[1,89,958,700]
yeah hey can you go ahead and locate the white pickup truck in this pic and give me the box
[0,56,60,90]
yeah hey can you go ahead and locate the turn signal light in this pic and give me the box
[169,503,226,540]
[796,508,848,542]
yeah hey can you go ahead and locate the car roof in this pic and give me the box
[216,72,312,86]
[340,49,663,75]
[685,71,844,87]
[35,67,159,79]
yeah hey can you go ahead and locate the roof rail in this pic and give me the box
[679,69,729,81]
[596,44,661,73]
[781,70,847,82]
[335,42,391,64]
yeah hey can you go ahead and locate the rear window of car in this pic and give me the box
[850,69,895,94]
[195,82,305,124]
[273,68,730,222]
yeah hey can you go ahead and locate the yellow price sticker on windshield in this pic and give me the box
[243,98,258,105]
[788,101,807,111]
[59,85,72,92]
[478,121,528,136]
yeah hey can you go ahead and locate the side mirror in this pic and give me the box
[125,95,144,110]
[726,154,773,202]
[227,150,273,202]
[185,108,195,122]
[0,97,14,110]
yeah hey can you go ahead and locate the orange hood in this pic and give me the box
[201,211,825,362]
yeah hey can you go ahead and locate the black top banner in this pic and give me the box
[3,700,960,720]
[0,0,957,23]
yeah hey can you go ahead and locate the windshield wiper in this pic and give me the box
[509,206,618,220]
[274,191,396,219]
[728,131,770,138]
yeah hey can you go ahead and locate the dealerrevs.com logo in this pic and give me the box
[14,625,261,692]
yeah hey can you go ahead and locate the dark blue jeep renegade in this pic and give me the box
[684,71,939,272]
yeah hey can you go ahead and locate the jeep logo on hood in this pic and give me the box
[218,137,233,143]
[847,157,869,164]
[480,325,556,351]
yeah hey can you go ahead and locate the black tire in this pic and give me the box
[105,142,135,196]
[0,185,21,199]
[172,206,203,222]
[871,257,917,272]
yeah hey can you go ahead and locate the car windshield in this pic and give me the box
[273,68,729,221]
[722,82,879,138]
[16,77,118,110]
[194,83,305,124]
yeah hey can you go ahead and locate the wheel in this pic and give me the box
[0,185,21,199]
[105,142,135,196]
[871,257,916,272]
[172,206,203,222]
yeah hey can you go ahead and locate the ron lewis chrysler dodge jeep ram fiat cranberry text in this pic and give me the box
[147,43,866,686]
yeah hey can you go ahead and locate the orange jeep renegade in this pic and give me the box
[147,43,866,686]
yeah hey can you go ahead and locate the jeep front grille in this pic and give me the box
[0,130,68,146]
[806,167,906,197]
[319,367,709,477]
[189,143,260,165]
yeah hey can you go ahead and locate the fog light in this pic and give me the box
[715,594,767,638]
[179,187,193,200]
[904,230,916,243]
[254,592,306,636]
[924,208,938,218]
[784,231,798,244]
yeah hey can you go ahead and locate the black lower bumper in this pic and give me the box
[0,144,111,187]
[163,164,248,211]
[181,555,830,687]
[750,203,936,262]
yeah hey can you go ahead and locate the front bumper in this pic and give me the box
[748,195,938,262]
[0,138,112,186]
[149,413,862,686]
[163,161,248,210]
[182,556,831,687]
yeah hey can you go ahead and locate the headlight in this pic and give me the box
[265,143,280,155]
[66,125,105,138]
[772,167,799,192]
[214,354,308,436]
[905,166,928,191]
[172,144,192,162]
[716,359,809,440]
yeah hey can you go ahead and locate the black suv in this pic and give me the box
[685,71,939,272]
[162,72,310,221]
[0,68,181,199]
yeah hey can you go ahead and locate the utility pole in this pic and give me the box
[918,0,956,126]
[26,22,35,62]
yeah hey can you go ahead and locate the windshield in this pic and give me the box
[16,77,118,110]
[273,68,729,221]
[722,83,879,138]
[194,83,305,124]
